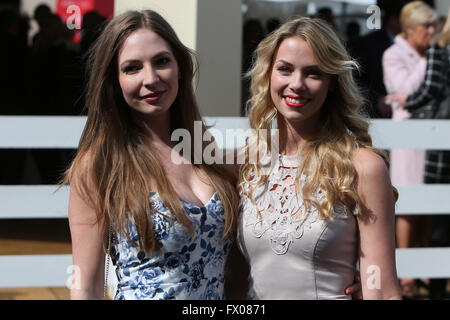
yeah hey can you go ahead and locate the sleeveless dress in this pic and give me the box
[237,154,358,299]
[110,192,231,300]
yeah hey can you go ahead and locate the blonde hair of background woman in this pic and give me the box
[399,1,438,36]
[239,17,398,220]
[62,10,239,254]
[432,9,450,47]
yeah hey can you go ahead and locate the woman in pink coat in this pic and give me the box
[382,1,437,299]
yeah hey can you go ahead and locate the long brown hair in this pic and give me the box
[63,10,238,253]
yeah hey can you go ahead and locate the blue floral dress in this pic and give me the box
[110,192,232,300]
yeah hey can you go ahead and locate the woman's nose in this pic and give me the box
[142,66,160,87]
[289,72,305,91]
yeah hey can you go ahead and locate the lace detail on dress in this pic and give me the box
[239,154,349,255]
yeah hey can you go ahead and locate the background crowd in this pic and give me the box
[0,3,106,186]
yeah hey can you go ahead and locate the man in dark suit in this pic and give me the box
[350,2,404,118]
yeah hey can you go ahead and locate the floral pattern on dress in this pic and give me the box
[111,192,231,300]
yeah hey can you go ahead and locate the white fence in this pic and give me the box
[0,116,450,288]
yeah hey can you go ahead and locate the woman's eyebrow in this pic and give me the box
[275,59,293,66]
[151,51,172,60]
[119,50,173,68]
[303,65,320,71]
[274,60,320,71]
[120,59,140,67]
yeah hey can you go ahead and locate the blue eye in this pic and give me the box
[277,66,291,73]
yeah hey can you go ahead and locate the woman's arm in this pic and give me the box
[68,167,106,300]
[404,44,447,110]
[353,148,402,300]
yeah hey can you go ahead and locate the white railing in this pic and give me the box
[1,116,450,288]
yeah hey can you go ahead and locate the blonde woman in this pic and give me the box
[64,10,238,300]
[236,17,401,299]
[382,1,438,298]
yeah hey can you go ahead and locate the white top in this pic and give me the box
[237,154,358,299]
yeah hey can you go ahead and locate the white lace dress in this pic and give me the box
[237,154,358,299]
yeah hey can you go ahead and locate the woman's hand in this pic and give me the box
[345,273,362,300]
[385,94,408,109]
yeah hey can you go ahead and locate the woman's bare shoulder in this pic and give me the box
[68,149,98,211]
[352,148,388,179]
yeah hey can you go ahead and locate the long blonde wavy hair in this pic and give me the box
[62,10,238,253]
[239,17,398,219]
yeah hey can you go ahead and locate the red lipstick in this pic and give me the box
[141,91,165,102]
[284,95,309,108]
